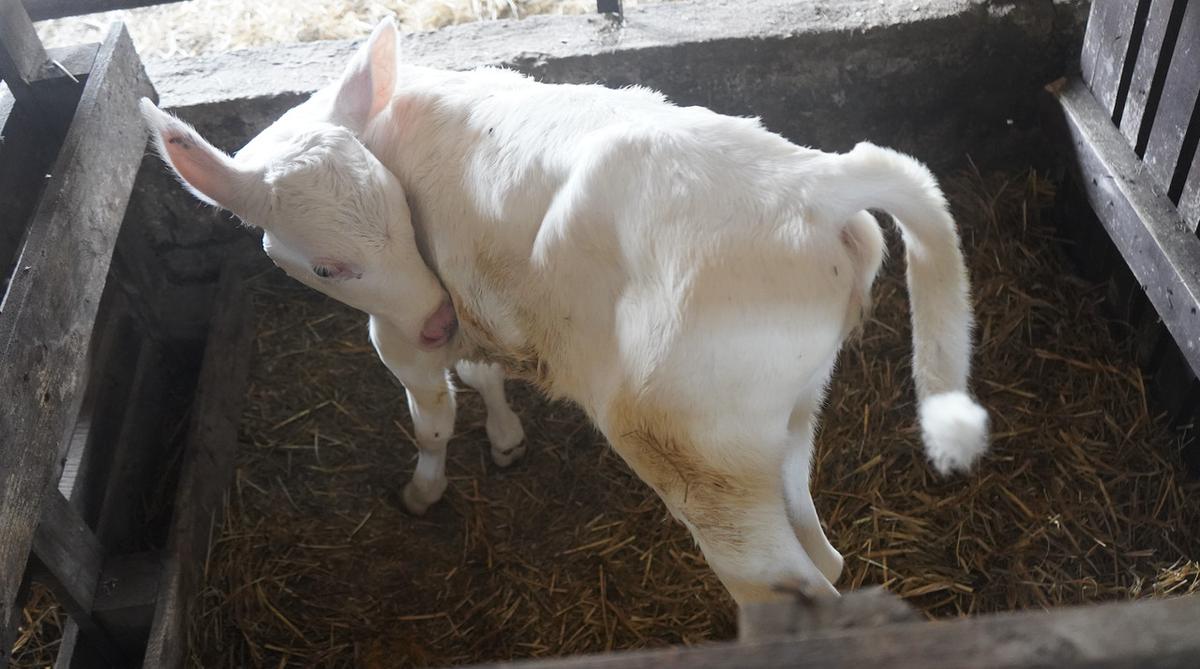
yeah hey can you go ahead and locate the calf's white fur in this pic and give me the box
[142,19,988,604]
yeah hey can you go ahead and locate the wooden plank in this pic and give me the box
[96,338,169,549]
[1044,76,1200,379]
[24,0,182,21]
[55,291,129,500]
[1119,0,1184,152]
[32,492,104,621]
[143,268,253,669]
[64,312,140,528]
[30,491,122,664]
[464,595,1200,669]
[0,0,48,105]
[53,552,161,669]
[91,551,161,656]
[738,587,918,643]
[0,574,33,668]
[0,42,90,292]
[0,22,155,658]
[1180,137,1200,230]
[1079,0,1144,121]
[1142,0,1200,200]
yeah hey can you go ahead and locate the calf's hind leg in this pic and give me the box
[605,406,838,605]
[782,418,844,585]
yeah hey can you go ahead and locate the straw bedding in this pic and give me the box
[182,168,1198,666]
[33,0,637,58]
[11,169,1200,667]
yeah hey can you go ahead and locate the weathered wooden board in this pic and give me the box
[0,0,48,105]
[23,0,179,21]
[30,492,122,664]
[142,268,254,669]
[0,85,56,287]
[1080,0,1143,121]
[1119,0,1183,152]
[0,22,154,660]
[466,595,1200,669]
[96,338,170,549]
[1142,0,1200,201]
[1045,76,1200,378]
[738,587,918,643]
[1180,140,1200,230]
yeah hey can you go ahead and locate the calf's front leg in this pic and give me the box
[370,318,457,515]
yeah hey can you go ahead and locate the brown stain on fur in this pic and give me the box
[450,246,555,394]
[605,389,759,550]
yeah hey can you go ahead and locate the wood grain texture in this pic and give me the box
[1044,76,1200,379]
[142,268,254,669]
[1119,0,1181,151]
[30,492,123,664]
[1142,0,1200,199]
[0,22,154,660]
[738,587,918,643]
[465,595,1200,669]
[1080,0,1142,120]
[0,0,48,104]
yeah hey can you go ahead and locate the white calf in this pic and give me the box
[141,107,526,518]
[142,19,989,605]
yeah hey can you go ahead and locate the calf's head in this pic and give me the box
[140,20,456,350]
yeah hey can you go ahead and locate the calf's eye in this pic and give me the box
[313,265,333,278]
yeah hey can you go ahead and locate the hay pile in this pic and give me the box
[34,0,660,58]
[180,168,1199,668]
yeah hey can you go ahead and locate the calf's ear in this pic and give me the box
[332,17,399,133]
[139,98,267,223]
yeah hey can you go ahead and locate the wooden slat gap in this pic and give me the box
[1133,0,1189,157]
[1112,0,1152,126]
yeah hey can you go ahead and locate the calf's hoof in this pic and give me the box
[402,479,445,516]
[490,442,528,468]
[486,412,527,467]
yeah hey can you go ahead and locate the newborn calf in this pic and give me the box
[143,19,988,605]
[142,100,526,517]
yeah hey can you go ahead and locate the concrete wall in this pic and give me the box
[120,0,1091,339]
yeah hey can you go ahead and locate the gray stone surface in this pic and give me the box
[124,0,1091,339]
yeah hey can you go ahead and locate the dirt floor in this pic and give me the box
[175,168,1200,668]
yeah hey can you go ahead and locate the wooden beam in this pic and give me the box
[1079,0,1144,121]
[0,0,48,105]
[1044,76,1200,379]
[738,587,918,643]
[30,492,123,664]
[1142,0,1200,201]
[464,595,1200,669]
[0,22,154,661]
[24,0,181,22]
[1119,0,1184,153]
[143,267,254,669]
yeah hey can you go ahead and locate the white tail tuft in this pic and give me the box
[919,391,989,474]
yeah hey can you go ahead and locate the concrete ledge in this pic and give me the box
[122,0,1089,339]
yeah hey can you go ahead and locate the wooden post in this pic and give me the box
[0,22,154,667]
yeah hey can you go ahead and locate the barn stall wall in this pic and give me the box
[119,0,1090,342]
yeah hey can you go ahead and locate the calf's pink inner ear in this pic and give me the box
[159,129,239,209]
[141,100,252,214]
[333,18,397,129]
